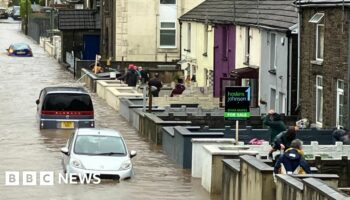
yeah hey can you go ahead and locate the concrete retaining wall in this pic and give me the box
[201,146,258,194]
[150,95,220,109]
[302,178,350,200]
[81,68,111,92]
[96,80,128,99]
[222,157,344,200]
[105,87,143,110]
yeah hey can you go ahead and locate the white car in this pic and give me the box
[61,128,136,180]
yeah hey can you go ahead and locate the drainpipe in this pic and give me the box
[286,32,291,115]
[297,4,301,113]
[347,11,350,129]
[179,21,182,63]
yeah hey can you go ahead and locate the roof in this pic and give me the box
[58,9,100,30]
[76,128,122,137]
[295,0,350,7]
[44,86,88,94]
[180,0,298,30]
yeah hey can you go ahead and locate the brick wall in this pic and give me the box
[300,7,349,128]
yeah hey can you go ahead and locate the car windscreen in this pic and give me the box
[74,135,126,155]
[12,43,29,50]
[42,93,93,111]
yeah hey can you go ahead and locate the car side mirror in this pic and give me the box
[35,99,40,105]
[130,150,137,158]
[60,147,69,155]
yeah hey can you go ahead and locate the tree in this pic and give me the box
[20,0,32,19]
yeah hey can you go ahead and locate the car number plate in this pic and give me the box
[16,51,25,55]
[61,121,74,129]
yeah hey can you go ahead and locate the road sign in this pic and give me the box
[224,86,251,120]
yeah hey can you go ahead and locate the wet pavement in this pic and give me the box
[0,20,216,199]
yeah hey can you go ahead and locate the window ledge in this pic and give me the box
[268,69,276,75]
[311,60,323,66]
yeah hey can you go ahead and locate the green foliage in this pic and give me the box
[20,0,32,18]
[39,0,45,6]
[9,0,20,6]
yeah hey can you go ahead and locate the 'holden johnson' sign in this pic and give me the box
[224,86,251,120]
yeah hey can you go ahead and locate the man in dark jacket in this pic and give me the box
[125,65,138,87]
[148,73,162,97]
[269,126,298,160]
[274,139,311,174]
[263,109,287,144]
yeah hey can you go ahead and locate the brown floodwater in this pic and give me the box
[0,20,218,200]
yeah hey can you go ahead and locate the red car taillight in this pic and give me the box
[41,110,94,115]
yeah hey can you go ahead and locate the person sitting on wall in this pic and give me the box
[332,128,350,144]
[274,139,311,175]
[170,78,186,97]
[91,63,103,74]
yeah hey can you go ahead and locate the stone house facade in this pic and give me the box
[298,2,349,128]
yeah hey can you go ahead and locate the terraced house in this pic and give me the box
[179,0,298,115]
[296,0,350,128]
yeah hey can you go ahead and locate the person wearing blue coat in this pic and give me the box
[274,139,311,174]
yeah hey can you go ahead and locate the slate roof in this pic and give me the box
[58,10,100,30]
[180,0,297,30]
[295,0,350,6]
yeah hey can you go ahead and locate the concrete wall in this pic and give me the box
[260,31,289,114]
[222,159,241,200]
[150,95,220,109]
[180,22,214,88]
[222,157,345,200]
[302,178,350,200]
[275,175,303,200]
[239,155,275,200]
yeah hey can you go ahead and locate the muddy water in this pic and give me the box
[0,21,217,200]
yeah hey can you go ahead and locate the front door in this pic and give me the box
[83,34,100,60]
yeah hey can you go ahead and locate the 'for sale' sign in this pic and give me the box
[224,87,251,120]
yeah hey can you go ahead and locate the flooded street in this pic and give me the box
[0,21,213,200]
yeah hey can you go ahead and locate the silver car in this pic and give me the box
[61,128,137,180]
[36,87,95,129]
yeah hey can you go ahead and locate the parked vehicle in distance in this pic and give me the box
[36,87,95,129]
[10,6,19,17]
[0,8,8,19]
[61,128,137,180]
[7,43,33,57]
[12,9,20,20]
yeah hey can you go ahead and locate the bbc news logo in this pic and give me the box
[5,171,101,186]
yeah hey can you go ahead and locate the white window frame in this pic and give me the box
[316,24,324,61]
[336,80,344,127]
[309,13,324,23]
[159,21,176,48]
[279,92,286,114]
[203,25,208,54]
[270,33,277,69]
[316,75,323,126]
[270,87,276,111]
